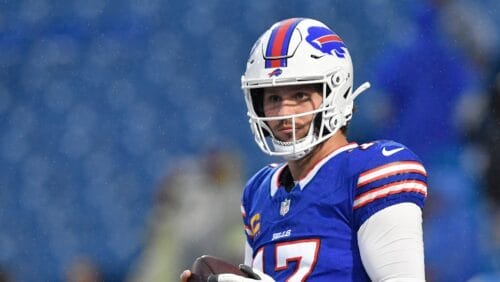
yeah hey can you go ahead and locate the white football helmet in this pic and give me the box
[241,18,370,160]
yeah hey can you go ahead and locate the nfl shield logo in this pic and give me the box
[280,199,291,216]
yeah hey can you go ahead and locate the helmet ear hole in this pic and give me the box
[331,71,345,86]
[331,118,338,128]
[327,115,345,133]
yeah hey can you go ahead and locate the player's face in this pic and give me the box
[262,85,323,142]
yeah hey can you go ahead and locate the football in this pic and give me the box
[188,255,246,282]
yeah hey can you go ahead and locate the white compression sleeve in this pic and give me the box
[357,203,425,282]
[244,240,253,266]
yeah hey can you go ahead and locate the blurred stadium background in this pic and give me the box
[1,0,499,281]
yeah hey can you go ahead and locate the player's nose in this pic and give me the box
[276,99,298,116]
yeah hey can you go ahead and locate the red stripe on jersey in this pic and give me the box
[241,204,246,217]
[244,225,254,237]
[354,180,427,209]
[357,161,426,188]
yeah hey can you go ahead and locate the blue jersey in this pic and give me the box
[241,140,427,281]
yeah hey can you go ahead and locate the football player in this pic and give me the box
[181,18,427,282]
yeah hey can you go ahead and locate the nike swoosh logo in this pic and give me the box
[382,147,404,156]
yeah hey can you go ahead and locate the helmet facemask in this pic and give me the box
[244,70,367,160]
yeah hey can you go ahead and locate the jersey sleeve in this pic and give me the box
[241,180,255,249]
[241,165,275,249]
[353,140,428,229]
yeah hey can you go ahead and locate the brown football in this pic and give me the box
[188,255,246,282]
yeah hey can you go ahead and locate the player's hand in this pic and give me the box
[180,269,192,282]
[208,264,275,282]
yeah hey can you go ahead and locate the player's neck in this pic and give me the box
[287,133,349,181]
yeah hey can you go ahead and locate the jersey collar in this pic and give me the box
[270,142,358,197]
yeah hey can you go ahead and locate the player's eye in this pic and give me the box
[294,91,309,101]
[266,94,281,104]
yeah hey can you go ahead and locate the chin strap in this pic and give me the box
[352,82,371,100]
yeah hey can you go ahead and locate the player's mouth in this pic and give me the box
[278,126,294,134]
[275,125,307,141]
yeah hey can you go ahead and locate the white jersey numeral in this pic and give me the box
[253,239,320,282]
